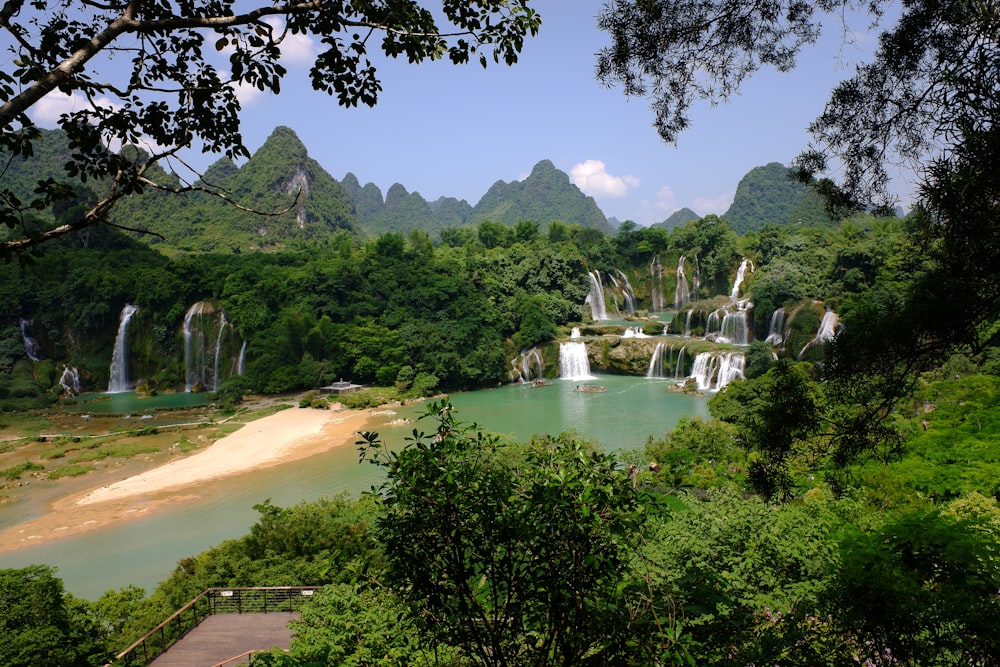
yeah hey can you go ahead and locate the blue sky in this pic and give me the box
[26,1,906,226]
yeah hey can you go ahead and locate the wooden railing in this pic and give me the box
[109,586,320,667]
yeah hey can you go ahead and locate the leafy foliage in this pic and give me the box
[359,400,645,666]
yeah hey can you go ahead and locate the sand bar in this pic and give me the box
[0,405,379,551]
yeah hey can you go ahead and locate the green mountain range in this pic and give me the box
[3,127,839,253]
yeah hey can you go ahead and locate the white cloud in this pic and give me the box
[263,17,317,66]
[654,184,677,212]
[30,90,123,127]
[570,160,639,198]
[693,191,735,216]
[30,91,83,126]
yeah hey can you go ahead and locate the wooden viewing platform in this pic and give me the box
[111,587,319,667]
[149,612,297,666]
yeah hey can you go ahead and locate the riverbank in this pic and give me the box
[0,403,379,552]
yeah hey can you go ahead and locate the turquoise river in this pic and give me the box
[0,374,708,599]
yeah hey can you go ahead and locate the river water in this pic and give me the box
[0,375,707,599]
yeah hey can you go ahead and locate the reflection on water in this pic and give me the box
[60,391,208,414]
[0,376,707,599]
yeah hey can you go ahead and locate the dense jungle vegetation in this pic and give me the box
[4,208,1000,666]
[3,0,1000,663]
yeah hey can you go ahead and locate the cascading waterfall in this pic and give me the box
[559,342,594,380]
[674,256,690,309]
[570,327,581,339]
[688,351,745,391]
[798,308,840,358]
[584,271,609,321]
[646,342,666,378]
[183,301,236,392]
[184,302,208,392]
[605,272,624,317]
[59,365,81,395]
[765,307,786,346]
[719,302,752,345]
[19,317,39,361]
[684,309,694,337]
[212,311,228,391]
[107,304,139,393]
[649,255,665,312]
[615,269,637,314]
[513,347,544,383]
[730,258,755,299]
[622,327,650,338]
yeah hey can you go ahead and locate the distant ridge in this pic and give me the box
[722,162,833,233]
[652,207,701,231]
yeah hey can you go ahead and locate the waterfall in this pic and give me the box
[513,347,544,383]
[719,301,752,345]
[107,304,139,393]
[615,269,637,314]
[584,271,609,321]
[59,366,81,395]
[184,302,207,392]
[674,346,687,380]
[799,309,840,358]
[570,327,581,339]
[683,309,694,337]
[674,256,690,310]
[650,255,665,312]
[236,340,247,375]
[730,258,755,300]
[688,351,745,391]
[622,327,650,339]
[705,309,721,338]
[212,311,228,391]
[765,307,786,345]
[19,318,39,361]
[184,301,232,392]
[692,255,701,299]
[559,342,594,380]
[646,342,667,378]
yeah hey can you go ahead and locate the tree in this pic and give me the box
[0,0,540,256]
[709,360,824,499]
[0,565,110,666]
[358,400,645,666]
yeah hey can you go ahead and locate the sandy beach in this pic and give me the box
[0,405,378,551]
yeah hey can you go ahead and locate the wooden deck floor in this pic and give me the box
[149,612,298,666]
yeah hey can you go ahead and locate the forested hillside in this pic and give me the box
[723,162,833,233]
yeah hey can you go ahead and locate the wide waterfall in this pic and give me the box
[730,258,755,299]
[674,256,690,309]
[584,271,609,321]
[19,317,39,361]
[108,304,139,393]
[184,301,239,392]
[799,308,840,358]
[559,342,594,380]
[649,255,665,312]
[704,299,753,345]
[688,351,745,391]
